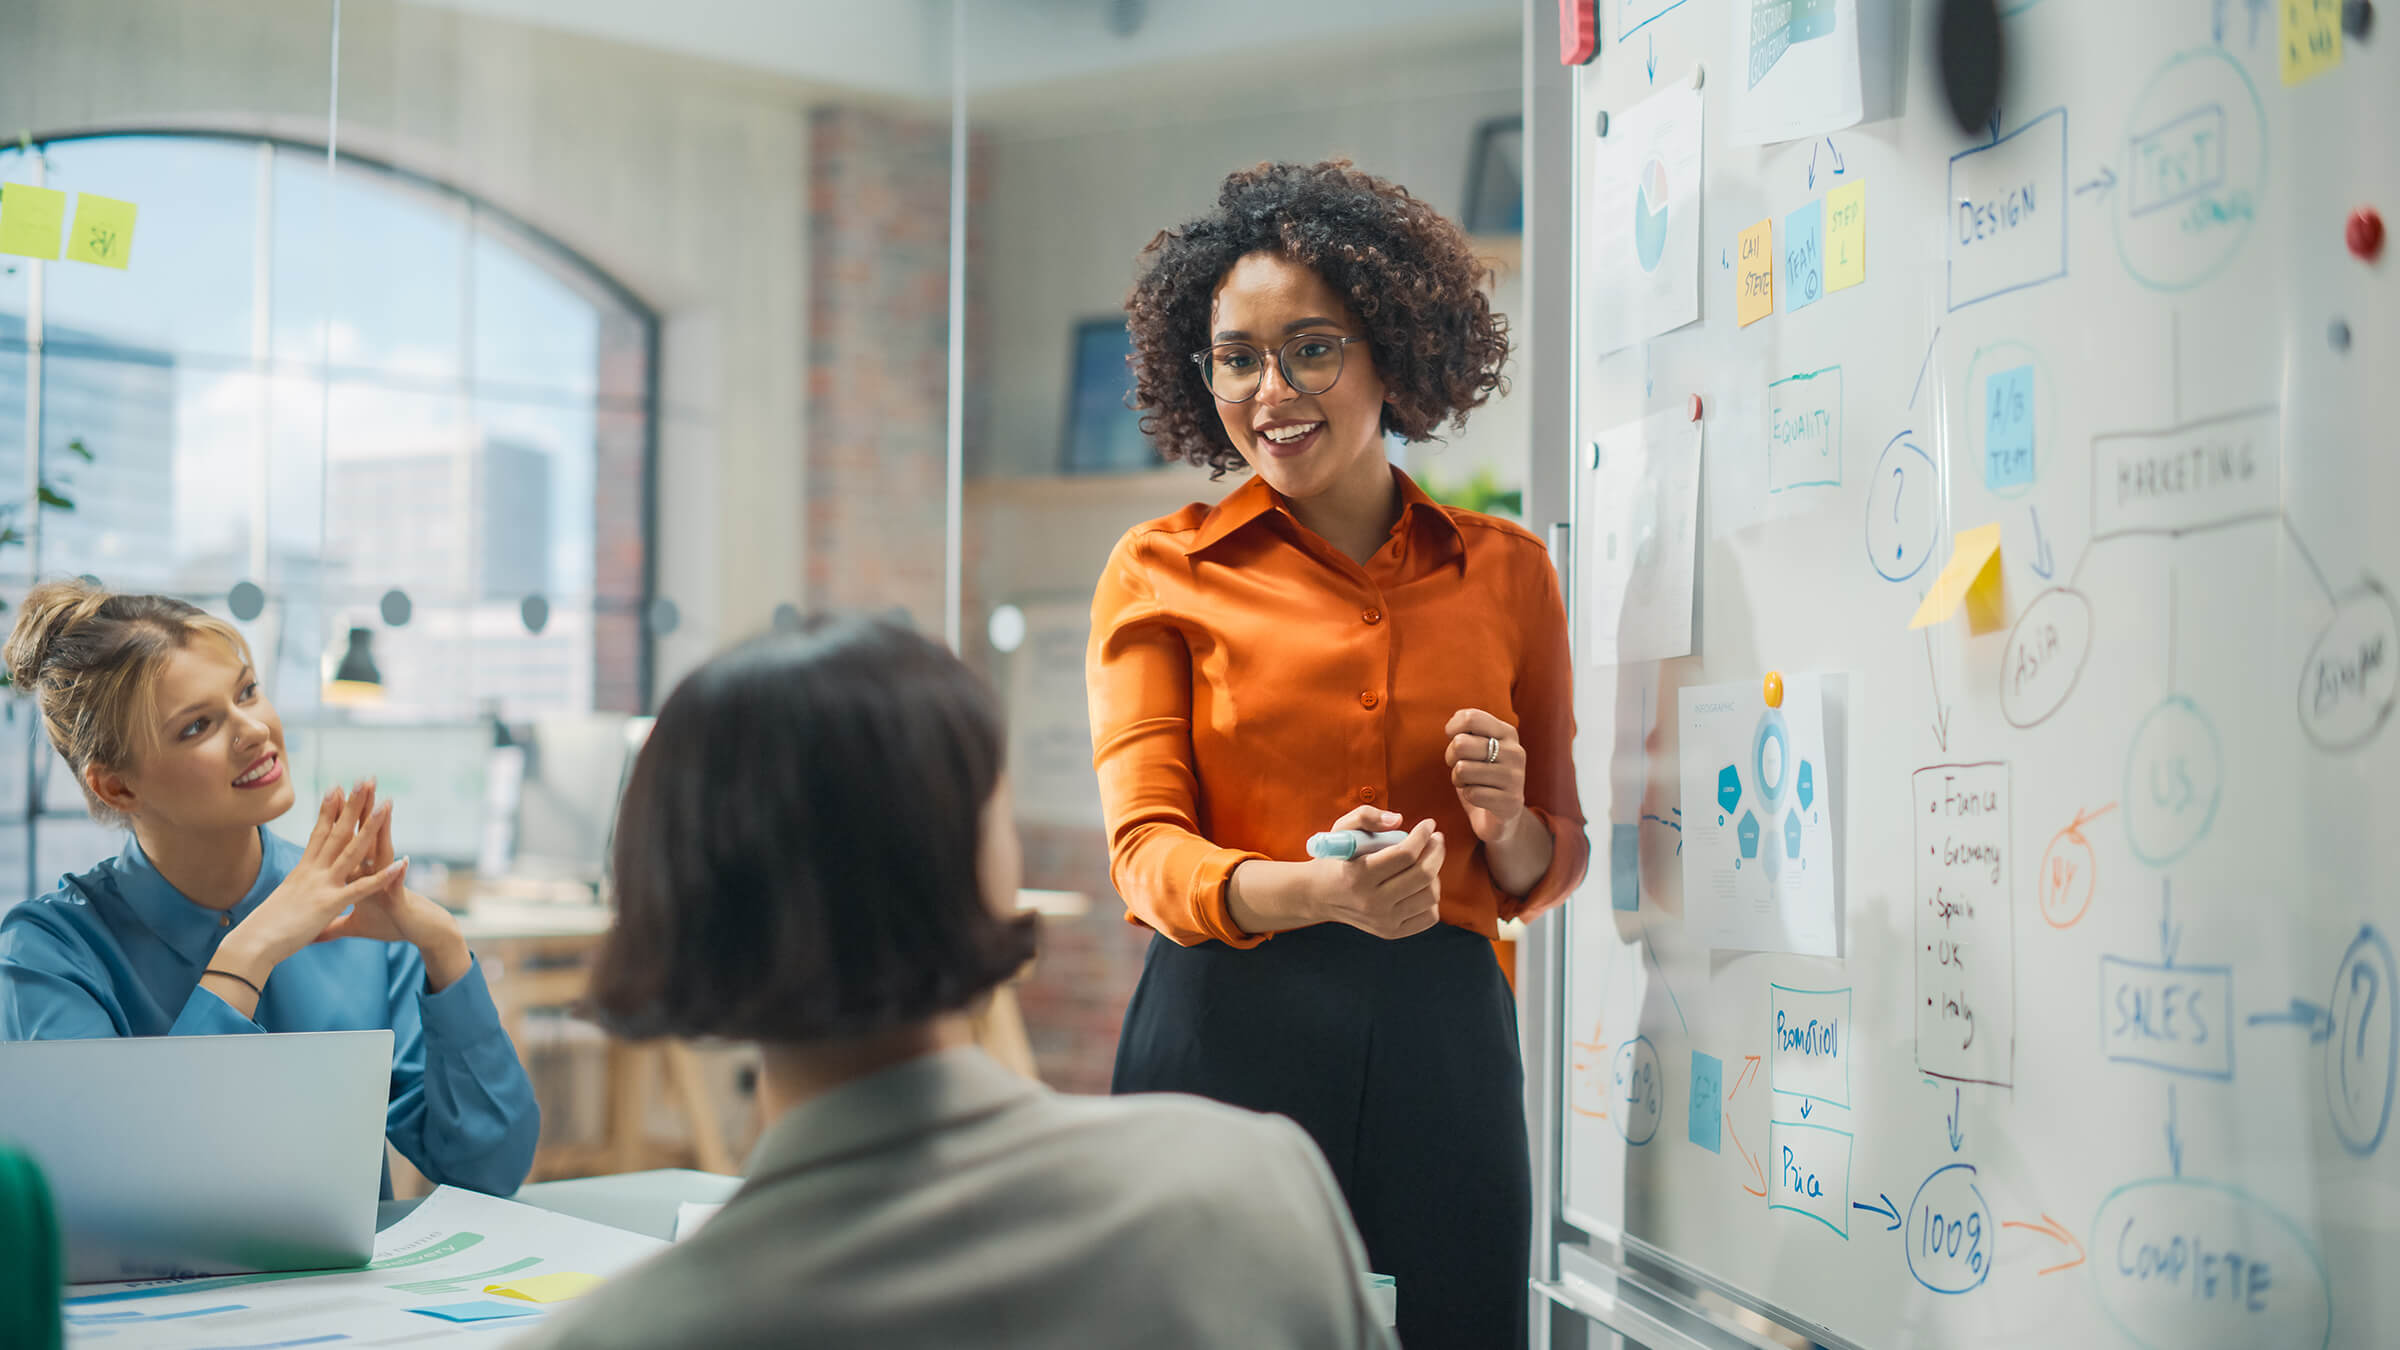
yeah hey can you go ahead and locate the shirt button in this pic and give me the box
[1360,787,1379,803]
[1363,608,1382,624]
[220,914,232,928]
[1360,691,1380,709]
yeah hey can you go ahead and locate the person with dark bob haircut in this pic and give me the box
[1091,161,1589,1349]
[514,616,1396,1350]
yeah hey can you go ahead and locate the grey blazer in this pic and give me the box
[509,1046,1395,1349]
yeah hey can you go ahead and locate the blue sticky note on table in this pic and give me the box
[1984,364,2035,490]
[1689,1051,1723,1153]
[1783,199,1825,310]
[1610,822,1640,911]
[408,1300,545,1323]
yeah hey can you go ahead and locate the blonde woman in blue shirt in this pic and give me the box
[0,580,539,1198]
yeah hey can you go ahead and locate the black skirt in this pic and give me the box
[1113,920,1530,1350]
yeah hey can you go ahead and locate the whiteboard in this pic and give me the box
[1553,2,2397,1348]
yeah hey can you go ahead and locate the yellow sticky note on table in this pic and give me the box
[1736,219,1775,327]
[2281,0,2342,85]
[1824,182,1865,292]
[485,1271,602,1304]
[0,182,66,261]
[1909,523,2007,635]
[65,193,137,269]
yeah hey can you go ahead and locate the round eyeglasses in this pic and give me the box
[1191,334,1368,404]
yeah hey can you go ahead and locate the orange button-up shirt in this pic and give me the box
[1087,469,1588,949]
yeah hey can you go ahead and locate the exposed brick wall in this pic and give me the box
[803,107,1142,1094]
[1013,822,1152,1094]
[805,105,954,632]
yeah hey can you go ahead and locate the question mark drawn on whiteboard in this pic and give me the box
[1867,431,1936,583]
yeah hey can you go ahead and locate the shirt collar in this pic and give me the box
[1185,466,1467,568]
[109,827,293,967]
[736,1045,1043,1191]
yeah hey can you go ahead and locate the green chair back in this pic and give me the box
[0,1144,63,1350]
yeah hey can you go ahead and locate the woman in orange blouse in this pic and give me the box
[1089,161,1588,1350]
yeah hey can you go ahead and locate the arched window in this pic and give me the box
[0,132,656,885]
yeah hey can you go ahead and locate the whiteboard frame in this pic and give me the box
[1517,4,1868,1347]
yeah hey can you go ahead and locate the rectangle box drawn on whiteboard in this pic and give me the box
[1767,365,1843,492]
[2127,105,2227,218]
[2097,956,2236,1079]
[1767,1119,1854,1239]
[2089,404,2281,540]
[1914,761,2015,1089]
[1770,983,1853,1107]
[1946,107,2068,311]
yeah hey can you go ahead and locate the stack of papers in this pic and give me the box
[64,1187,666,1347]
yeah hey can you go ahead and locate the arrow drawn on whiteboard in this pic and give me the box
[2029,507,2055,579]
[1647,32,1657,85]
[2248,997,2336,1042]
[1800,1098,1812,1119]
[2161,877,2182,967]
[1727,1056,1767,1197]
[1854,1194,1903,1232]
[2167,1083,2184,1177]
[2001,1214,2087,1275]
[1826,138,1845,175]
[1925,627,1954,753]
[1908,327,1941,410]
[2074,165,2118,203]
[1808,140,1818,190]
[1947,1086,1964,1152]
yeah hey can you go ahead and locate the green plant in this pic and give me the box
[0,435,92,685]
[1415,463,1522,520]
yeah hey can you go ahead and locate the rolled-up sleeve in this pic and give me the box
[1498,550,1588,922]
[382,950,540,1197]
[1088,532,1270,949]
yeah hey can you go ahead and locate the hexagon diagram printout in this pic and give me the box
[1680,674,1838,955]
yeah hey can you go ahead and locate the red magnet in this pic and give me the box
[1558,0,1597,65]
[1688,393,1705,421]
[2349,208,2385,262]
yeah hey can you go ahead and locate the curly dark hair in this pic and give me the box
[1124,159,1510,478]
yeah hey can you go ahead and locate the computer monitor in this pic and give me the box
[510,713,652,881]
[275,722,494,865]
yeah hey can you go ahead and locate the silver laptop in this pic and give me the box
[0,1029,392,1283]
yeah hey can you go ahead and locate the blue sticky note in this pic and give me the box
[1610,822,1640,911]
[1784,199,1825,310]
[1984,364,2035,490]
[408,1300,545,1323]
[1689,1051,1724,1153]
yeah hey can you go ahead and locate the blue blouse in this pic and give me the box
[0,828,540,1198]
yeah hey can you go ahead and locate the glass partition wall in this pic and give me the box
[954,0,1527,1090]
[0,0,1521,1102]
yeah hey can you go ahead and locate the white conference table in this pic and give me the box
[378,1167,741,1242]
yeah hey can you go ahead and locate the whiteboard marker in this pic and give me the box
[1307,829,1412,861]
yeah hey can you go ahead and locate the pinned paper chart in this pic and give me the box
[1587,82,1704,357]
[1726,0,1882,145]
[1579,409,1702,666]
[1678,675,1838,956]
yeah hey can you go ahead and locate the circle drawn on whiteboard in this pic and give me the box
[1865,432,1940,582]
[2120,695,2222,866]
[2328,926,2397,1158]
[1633,156,1671,273]
[1610,1037,1663,1145]
[2112,47,2268,293]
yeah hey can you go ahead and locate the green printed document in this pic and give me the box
[61,1188,665,1346]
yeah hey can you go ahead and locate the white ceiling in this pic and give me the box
[398,0,1519,105]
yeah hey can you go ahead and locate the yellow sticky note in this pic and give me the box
[2281,0,2342,85]
[1824,182,1865,293]
[0,182,66,261]
[1736,219,1775,327]
[1909,523,2007,635]
[65,193,136,269]
[484,1271,602,1304]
